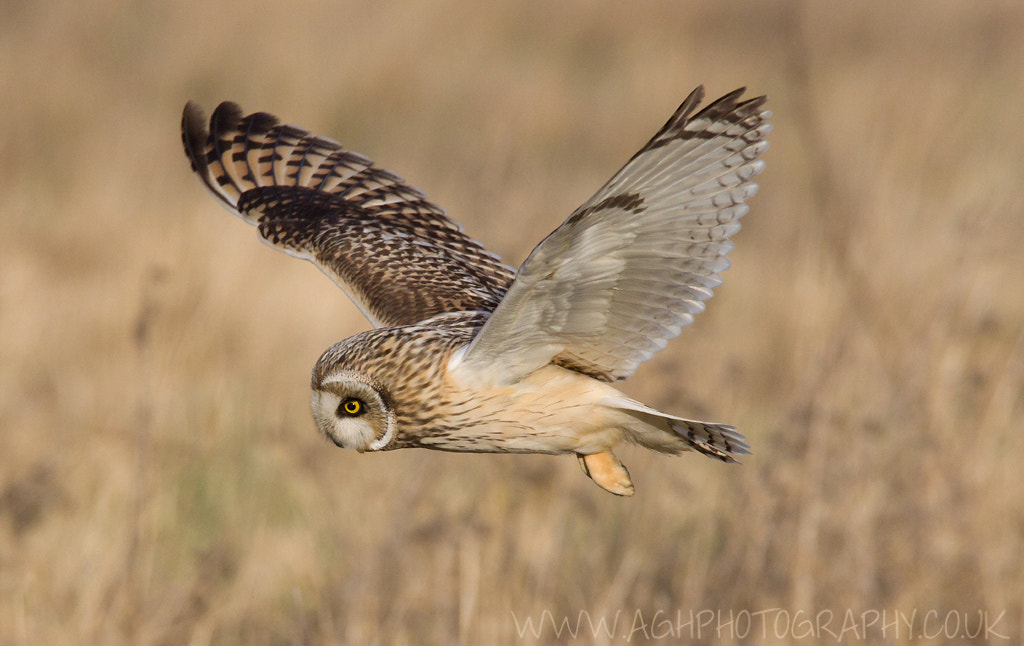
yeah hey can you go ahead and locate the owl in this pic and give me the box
[182,86,770,496]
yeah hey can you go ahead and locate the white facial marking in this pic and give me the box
[368,418,395,451]
[312,372,392,452]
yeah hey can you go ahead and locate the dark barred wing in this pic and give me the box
[182,101,515,327]
[461,87,770,383]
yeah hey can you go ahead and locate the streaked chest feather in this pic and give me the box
[394,364,623,453]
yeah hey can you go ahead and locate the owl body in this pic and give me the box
[183,86,770,495]
[311,315,627,455]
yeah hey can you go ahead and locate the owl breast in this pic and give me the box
[393,363,625,454]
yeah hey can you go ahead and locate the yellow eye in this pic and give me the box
[339,398,364,416]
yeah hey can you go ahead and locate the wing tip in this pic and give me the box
[181,100,244,207]
[648,86,769,152]
[181,100,209,173]
[208,102,246,149]
[182,100,271,210]
[695,86,768,124]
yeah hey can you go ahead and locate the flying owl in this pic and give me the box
[181,86,770,496]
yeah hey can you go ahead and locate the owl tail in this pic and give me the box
[601,397,751,462]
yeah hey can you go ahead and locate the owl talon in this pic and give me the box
[577,451,635,496]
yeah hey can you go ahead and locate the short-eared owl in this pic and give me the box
[182,86,769,496]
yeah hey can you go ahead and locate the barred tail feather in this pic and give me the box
[667,418,750,462]
[603,396,751,462]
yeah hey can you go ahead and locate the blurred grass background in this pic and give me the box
[2,1,1023,644]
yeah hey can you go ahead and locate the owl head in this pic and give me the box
[311,367,397,452]
[310,323,468,452]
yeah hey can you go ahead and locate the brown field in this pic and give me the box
[2,1,1022,644]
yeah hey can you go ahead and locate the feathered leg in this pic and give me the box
[577,450,635,496]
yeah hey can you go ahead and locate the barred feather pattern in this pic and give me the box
[181,102,515,327]
[462,86,771,383]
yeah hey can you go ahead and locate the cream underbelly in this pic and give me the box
[421,364,630,454]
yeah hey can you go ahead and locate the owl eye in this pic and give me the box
[337,398,365,417]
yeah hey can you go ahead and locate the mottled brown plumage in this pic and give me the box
[182,102,514,326]
[183,86,770,495]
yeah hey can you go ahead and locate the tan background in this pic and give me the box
[2,1,1022,643]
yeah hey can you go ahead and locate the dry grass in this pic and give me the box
[2,1,1023,643]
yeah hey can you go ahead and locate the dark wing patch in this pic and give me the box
[238,186,515,326]
[182,101,515,327]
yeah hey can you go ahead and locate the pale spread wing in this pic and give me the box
[181,102,515,327]
[460,87,770,383]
